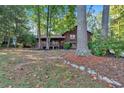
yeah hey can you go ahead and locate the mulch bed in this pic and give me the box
[64,53,124,86]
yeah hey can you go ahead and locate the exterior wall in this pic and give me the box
[63,30,77,49]
[35,26,92,49]
[62,26,92,49]
[36,38,65,49]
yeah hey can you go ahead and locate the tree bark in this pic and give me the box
[14,17,17,48]
[37,5,42,49]
[76,5,91,56]
[101,5,110,39]
[46,5,50,50]
[7,32,10,48]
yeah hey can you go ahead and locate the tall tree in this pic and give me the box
[101,5,110,38]
[36,5,42,49]
[76,5,91,56]
[46,5,50,50]
[0,6,28,48]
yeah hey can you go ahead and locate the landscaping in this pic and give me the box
[0,49,107,88]
[0,5,124,88]
[64,53,124,87]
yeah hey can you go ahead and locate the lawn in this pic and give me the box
[0,49,107,88]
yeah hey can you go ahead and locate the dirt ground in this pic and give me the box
[0,48,107,88]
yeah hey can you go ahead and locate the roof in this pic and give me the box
[62,26,92,36]
[36,35,65,39]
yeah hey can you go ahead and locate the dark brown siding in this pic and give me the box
[62,26,92,49]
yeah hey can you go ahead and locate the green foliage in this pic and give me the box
[0,6,29,47]
[0,5,77,48]
[89,30,124,57]
[63,42,72,49]
[107,37,124,57]
[0,33,4,47]
[88,6,124,57]
[110,5,124,41]
[89,31,108,56]
[28,5,76,35]
[16,43,23,48]
[18,31,36,48]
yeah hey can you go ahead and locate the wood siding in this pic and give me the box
[35,26,92,49]
[62,26,92,49]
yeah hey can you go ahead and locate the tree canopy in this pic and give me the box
[0,5,124,57]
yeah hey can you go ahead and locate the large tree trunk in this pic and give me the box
[46,5,50,50]
[37,5,41,49]
[101,5,110,39]
[76,5,91,56]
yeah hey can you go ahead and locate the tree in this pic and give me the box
[76,5,91,56]
[87,5,102,32]
[101,5,110,38]
[28,5,77,36]
[110,5,124,40]
[46,5,50,50]
[0,6,30,48]
[36,5,42,49]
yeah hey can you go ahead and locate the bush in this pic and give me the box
[89,41,108,56]
[89,31,108,56]
[17,43,23,48]
[18,31,36,48]
[63,42,72,49]
[107,37,124,57]
[89,30,124,57]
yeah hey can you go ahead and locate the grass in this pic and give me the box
[0,49,107,88]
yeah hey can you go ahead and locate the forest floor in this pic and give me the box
[64,53,124,87]
[0,48,107,88]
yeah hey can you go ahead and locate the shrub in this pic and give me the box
[89,30,124,57]
[18,31,36,48]
[89,40,108,56]
[107,37,124,57]
[89,31,108,56]
[63,42,72,49]
[17,43,23,48]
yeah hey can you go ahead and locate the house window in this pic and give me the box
[70,34,75,39]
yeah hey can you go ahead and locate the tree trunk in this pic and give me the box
[76,5,91,56]
[7,32,10,48]
[101,5,110,39]
[37,5,41,49]
[46,5,50,50]
[14,17,17,48]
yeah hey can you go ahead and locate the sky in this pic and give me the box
[43,5,103,14]
[93,5,103,14]
[87,5,103,15]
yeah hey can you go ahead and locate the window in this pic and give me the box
[70,34,75,39]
